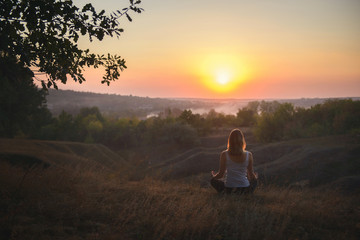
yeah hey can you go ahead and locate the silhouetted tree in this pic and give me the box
[0,57,51,137]
[0,0,142,138]
[0,0,143,88]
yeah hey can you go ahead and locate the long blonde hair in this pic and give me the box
[227,129,246,156]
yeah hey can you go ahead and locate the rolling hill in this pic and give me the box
[45,89,218,118]
[1,131,359,193]
[0,138,126,170]
[1,133,359,239]
[149,132,360,193]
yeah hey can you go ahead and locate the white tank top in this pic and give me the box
[224,151,250,188]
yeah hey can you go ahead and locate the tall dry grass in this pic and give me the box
[1,162,359,240]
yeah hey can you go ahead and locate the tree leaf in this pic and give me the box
[125,13,132,22]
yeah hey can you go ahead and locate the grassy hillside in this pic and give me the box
[0,138,126,170]
[1,136,359,239]
[253,135,360,189]
[151,132,360,193]
[1,160,358,239]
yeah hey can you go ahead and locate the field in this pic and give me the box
[1,131,359,239]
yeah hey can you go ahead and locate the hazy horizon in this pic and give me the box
[49,88,359,101]
[46,89,360,118]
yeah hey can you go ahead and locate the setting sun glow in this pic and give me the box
[60,0,360,99]
[194,54,252,94]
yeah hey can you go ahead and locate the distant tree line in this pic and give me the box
[251,99,360,142]
[1,80,359,147]
[28,107,247,149]
[45,89,218,119]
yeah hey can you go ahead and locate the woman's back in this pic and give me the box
[211,129,257,194]
[224,151,250,188]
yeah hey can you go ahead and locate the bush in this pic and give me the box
[158,122,200,147]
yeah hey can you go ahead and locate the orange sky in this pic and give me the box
[60,0,360,99]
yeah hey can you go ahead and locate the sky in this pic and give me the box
[60,0,360,99]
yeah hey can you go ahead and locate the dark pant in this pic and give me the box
[211,178,257,194]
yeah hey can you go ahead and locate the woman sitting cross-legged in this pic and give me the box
[211,129,258,194]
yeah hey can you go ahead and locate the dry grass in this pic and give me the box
[1,162,359,240]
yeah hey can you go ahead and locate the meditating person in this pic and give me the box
[211,128,258,194]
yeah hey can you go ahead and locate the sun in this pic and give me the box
[205,65,245,93]
[195,54,252,94]
[215,71,231,85]
[210,68,238,92]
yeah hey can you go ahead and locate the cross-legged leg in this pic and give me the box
[210,178,225,193]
